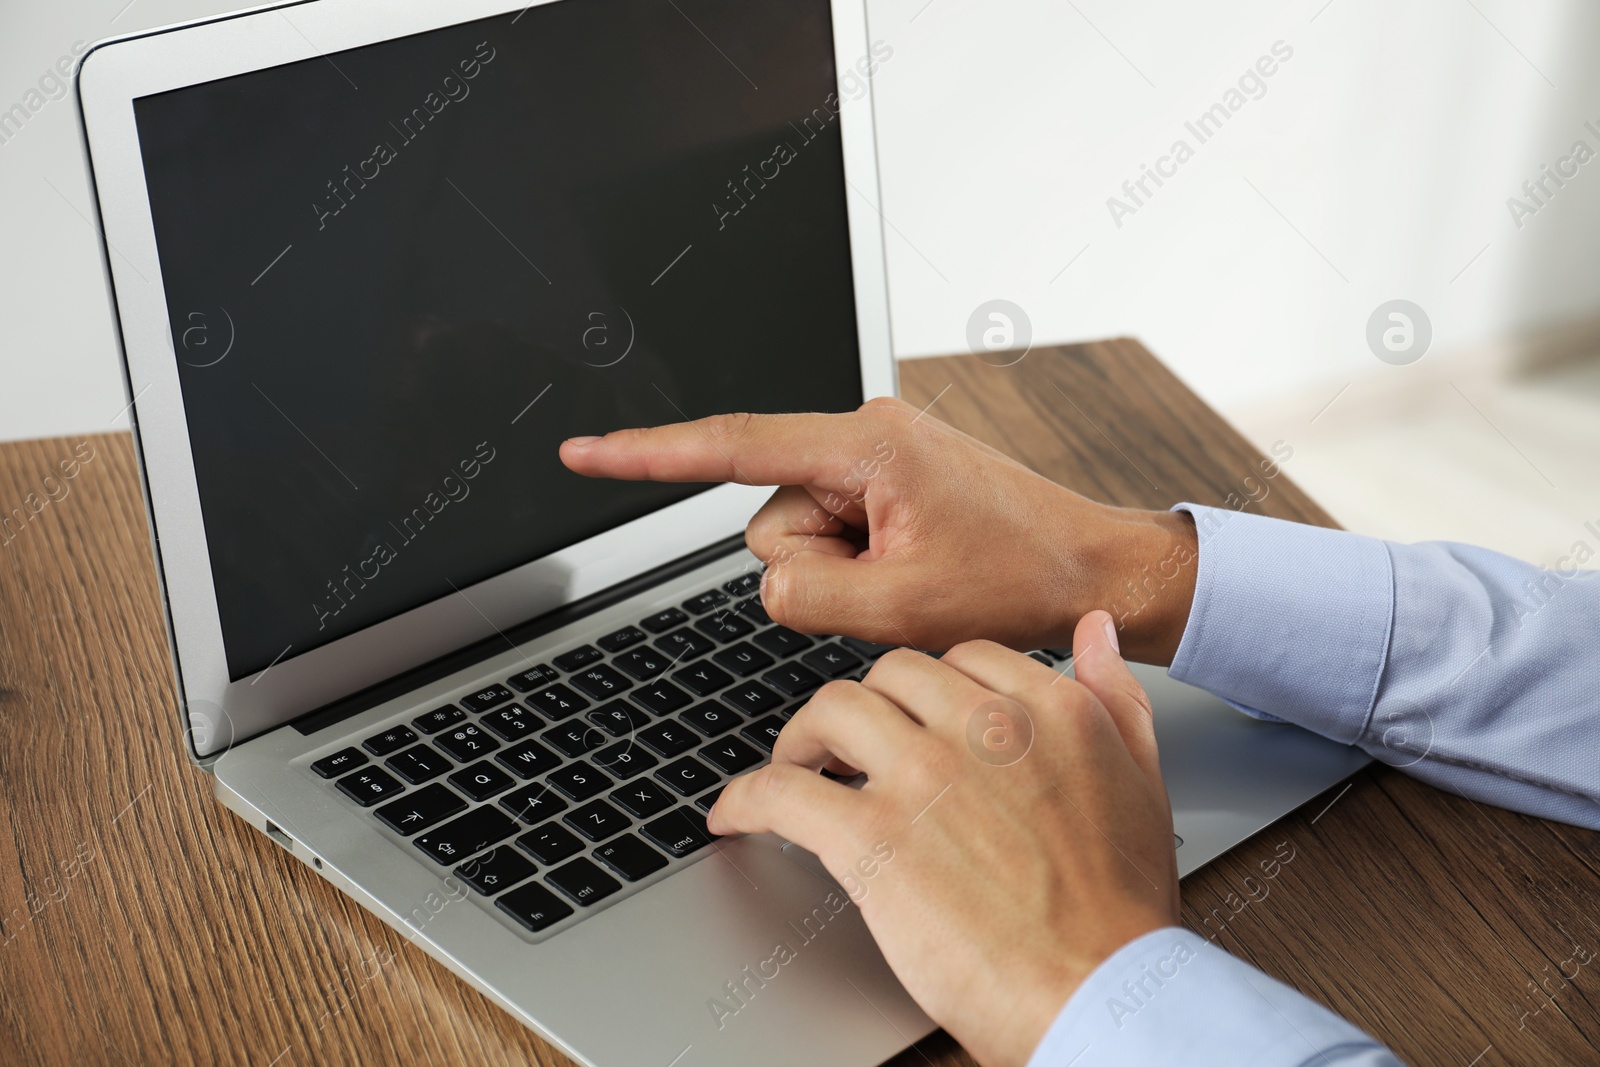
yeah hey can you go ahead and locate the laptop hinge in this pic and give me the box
[289,533,747,736]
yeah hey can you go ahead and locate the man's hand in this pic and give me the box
[560,398,1197,663]
[708,612,1180,1067]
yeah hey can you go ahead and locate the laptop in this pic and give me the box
[76,2,1371,1064]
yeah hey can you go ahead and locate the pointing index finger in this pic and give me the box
[559,410,881,487]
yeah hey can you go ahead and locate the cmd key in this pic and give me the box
[641,806,717,858]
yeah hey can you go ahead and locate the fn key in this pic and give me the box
[496,882,574,933]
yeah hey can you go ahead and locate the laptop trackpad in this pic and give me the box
[779,841,846,895]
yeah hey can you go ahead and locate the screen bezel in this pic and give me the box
[77,0,897,760]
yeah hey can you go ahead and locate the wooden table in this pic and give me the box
[1,340,1595,1066]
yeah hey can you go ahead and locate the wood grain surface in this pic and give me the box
[0,340,1593,1067]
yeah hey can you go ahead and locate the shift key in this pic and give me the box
[414,807,519,865]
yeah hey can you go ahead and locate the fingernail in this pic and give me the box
[565,436,601,447]
[1102,614,1121,655]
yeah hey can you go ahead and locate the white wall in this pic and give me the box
[3,0,1600,441]
[873,0,1600,402]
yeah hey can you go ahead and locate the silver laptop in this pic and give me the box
[77,2,1369,1064]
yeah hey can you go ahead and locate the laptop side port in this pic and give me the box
[264,820,294,851]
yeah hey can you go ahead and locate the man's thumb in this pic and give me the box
[1071,610,1160,779]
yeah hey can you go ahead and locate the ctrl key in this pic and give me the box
[546,857,622,906]
[496,882,574,933]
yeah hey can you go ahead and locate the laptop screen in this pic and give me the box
[132,0,864,681]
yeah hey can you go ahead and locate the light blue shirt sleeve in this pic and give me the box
[1028,928,1395,1066]
[1031,504,1600,1065]
[1169,503,1600,829]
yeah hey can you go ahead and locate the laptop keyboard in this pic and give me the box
[308,568,1073,940]
[308,570,894,937]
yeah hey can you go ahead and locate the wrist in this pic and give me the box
[1076,506,1197,666]
[990,912,1177,1067]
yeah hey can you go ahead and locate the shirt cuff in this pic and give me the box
[1166,504,1395,745]
[1026,928,1392,1066]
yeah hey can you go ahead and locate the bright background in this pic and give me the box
[3,0,1598,563]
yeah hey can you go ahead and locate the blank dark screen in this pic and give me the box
[133,0,864,680]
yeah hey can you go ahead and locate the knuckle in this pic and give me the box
[940,638,1002,669]
[1037,673,1085,708]
[858,396,909,414]
[745,500,796,560]
[1120,678,1155,721]
[902,744,957,797]
[713,769,753,820]
[856,397,910,440]
[787,681,849,730]
[811,678,859,707]
[744,523,772,559]
[753,765,792,805]
[877,647,924,669]
[761,563,806,629]
[704,411,757,446]
[1046,684,1099,732]
[867,647,927,682]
